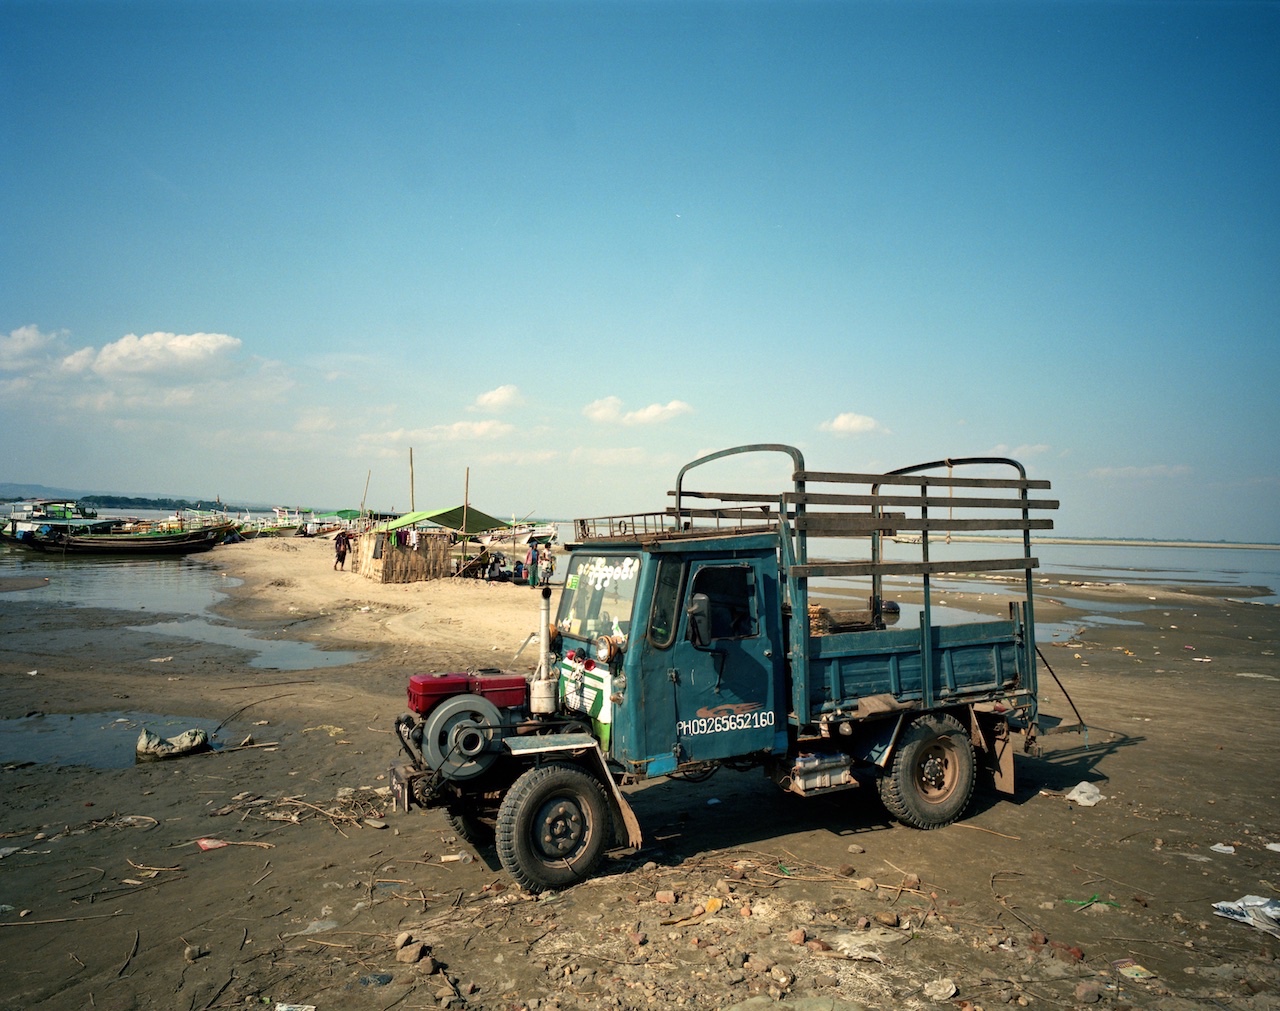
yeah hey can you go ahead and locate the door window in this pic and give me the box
[647,555,684,649]
[687,565,757,640]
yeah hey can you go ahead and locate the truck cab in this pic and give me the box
[555,536,788,776]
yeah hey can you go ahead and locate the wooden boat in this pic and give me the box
[477,522,559,548]
[2,499,109,543]
[29,522,234,555]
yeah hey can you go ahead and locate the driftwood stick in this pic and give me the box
[128,859,181,873]
[0,911,130,927]
[116,930,140,977]
[954,824,1021,841]
[1071,863,1155,896]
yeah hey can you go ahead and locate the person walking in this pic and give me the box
[334,529,352,571]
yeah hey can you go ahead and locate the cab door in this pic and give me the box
[668,560,778,762]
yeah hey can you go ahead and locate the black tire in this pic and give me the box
[495,763,613,893]
[877,713,976,829]
[445,806,496,848]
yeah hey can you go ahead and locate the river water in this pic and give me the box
[3,533,1275,643]
[0,541,363,671]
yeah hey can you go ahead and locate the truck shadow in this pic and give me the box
[603,729,1147,872]
[468,729,1149,879]
[615,769,898,869]
[1021,723,1146,793]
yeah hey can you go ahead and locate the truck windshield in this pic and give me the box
[556,554,641,640]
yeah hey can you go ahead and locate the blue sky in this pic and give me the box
[3,0,1277,540]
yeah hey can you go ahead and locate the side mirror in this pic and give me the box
[686,593,711,647]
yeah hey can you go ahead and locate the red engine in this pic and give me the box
[407,671,529,716]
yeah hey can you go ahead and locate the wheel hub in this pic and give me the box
[536,798,586,858]
[917,743,955,799]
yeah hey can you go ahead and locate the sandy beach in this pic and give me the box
[1,536,1278,1011]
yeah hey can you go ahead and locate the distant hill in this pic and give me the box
[0,481,83,501]
[0,482,257,513]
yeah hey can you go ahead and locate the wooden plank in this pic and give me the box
[797,515,1054,534]
[667,506,781,521]
[668,489,780,504]
[791,557,1039,578]
[797,470,1051,491]
[786,491,1059,511]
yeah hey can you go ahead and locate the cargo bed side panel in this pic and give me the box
[806,620,1022,717]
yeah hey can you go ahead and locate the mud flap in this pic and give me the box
[504,734,644,849]
[990,723,1017,795]
[856,713,907,768]
[969,707,1017,795]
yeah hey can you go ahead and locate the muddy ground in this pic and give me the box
[1,537,1278,1011]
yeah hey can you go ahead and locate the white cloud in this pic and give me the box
[370,419,516,445]
[991,443,1052,458]
[67,331,242,377]
[1090,464,1192,479]
[478,449,559,467]
[819,412,887,435]
[0,325,65,371]
[60,347,97,373]
[583,396,623,423]
[583,396,693,426]
[293,410,338,434]
[471,384,523,412]
[436,419,515,440]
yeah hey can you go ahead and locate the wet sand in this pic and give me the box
[0,536,1277,1010]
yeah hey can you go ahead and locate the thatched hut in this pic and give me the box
[350,505,508,584]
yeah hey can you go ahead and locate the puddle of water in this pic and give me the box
[130,618,364,670]
[0,550,234,615]
[0,711,239,769]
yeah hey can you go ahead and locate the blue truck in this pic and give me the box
[392,444,1058,892]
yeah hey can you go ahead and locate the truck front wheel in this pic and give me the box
[496,763,613,892]
[445,804,496,847]
[877,713,975,829]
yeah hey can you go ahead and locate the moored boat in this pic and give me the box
[28,522,234,555]
[2,499,111,544]
[477,521,559,548]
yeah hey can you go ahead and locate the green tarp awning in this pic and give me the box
[377,505,509,535]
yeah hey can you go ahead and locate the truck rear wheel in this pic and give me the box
[496,763,612,892]
[877,713,975,829]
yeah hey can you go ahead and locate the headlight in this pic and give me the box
[594,634,624,663]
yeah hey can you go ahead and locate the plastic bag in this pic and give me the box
[1064,782,1104,807]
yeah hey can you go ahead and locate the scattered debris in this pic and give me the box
[195,838,274,851]
[1213,895,1280,938]
[1112,957,1157,980]
[923,978,958,1000]
[136,727,210,759]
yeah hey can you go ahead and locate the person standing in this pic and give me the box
[334,529,352,571]
[525,542,540,587]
